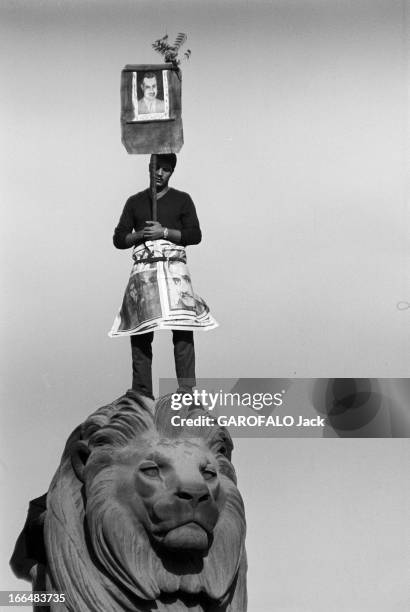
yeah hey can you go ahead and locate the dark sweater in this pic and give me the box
[113,188,202,249]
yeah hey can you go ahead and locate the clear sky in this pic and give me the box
[1,1,409,610]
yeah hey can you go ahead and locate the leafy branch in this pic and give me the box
[152,33,191,67]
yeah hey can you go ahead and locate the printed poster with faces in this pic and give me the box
[109,240,218,336]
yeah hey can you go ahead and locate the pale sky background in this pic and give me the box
[1,1,410,610]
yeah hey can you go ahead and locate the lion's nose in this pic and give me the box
[175,486,210,508]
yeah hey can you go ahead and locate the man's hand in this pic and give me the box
[143,221,164,240]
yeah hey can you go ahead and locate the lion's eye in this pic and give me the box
[219,446,227,456]
[202,468,216,481]
[139,462,160,478]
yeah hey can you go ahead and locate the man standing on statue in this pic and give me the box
[111,153,217,400]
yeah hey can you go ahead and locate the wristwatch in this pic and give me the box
[163,227,169,239]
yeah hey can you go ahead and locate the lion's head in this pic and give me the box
[45,392,247,611]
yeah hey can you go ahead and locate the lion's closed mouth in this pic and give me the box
[161,521,210,551]
[151,512,217,537]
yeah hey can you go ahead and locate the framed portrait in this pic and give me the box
[121,63,183,154]
[130,69,170,122]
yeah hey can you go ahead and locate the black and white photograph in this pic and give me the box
[118,266,161,331]
[165,261,196,311]
[131,69,169,121]
[1,1,410,611]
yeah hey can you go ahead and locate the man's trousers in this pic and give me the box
[130,330,196,399]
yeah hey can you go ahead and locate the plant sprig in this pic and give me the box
[152,33,191,67]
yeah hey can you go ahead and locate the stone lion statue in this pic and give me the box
[12,391,247,611]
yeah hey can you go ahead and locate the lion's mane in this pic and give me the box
[44,392,247,611]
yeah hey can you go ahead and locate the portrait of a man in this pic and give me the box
[130,69,169,120]
[118,267,161,330]
[166,261,196,311]
[138,71,165,114]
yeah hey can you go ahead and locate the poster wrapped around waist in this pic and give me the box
[109,240,218,336]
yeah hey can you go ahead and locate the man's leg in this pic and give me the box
[130,332,154,399]
[172,330,196,392]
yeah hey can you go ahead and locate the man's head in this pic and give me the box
[141,72,158,101]
[149,154,177,192]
